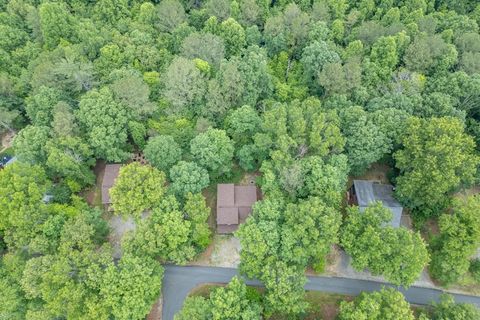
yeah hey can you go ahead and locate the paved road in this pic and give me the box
[162,265,480,320]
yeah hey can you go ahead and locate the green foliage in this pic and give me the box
[110,163,166,220]
[169,161,210,197]
[13,125,50,165]
[237,196,341,315]
[339,106,388,175]
[190,128,234,176]
[5,0,480,312]
[341,202,429,287]
[175,277,262,320]
[25,86,61,126]
[76,87,131,162]
[175,296,210,320]
[428,294,480,320]
[45,136,95,187]
[470,259,480,283]
[430,195,480,285]
[123,193,210,264]
[224,105,262,147]
[144,135,182,172]
[39,2,76,49]
[0,162,49,234]
[163,56,206,116]
[101,254,163,320]
[210,277,263,319]
[338,287,415,320]
[395,117,479,217]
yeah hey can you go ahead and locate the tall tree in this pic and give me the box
[430,195,480,285]
[190,128,234,176]
[76,87,131,162]
[169,161,210,197]
[341,202,429,287]
[394,117,479,218]
[13,125,50,165]
[110,163,166,220]
[338,288,415,320]
[144,135,182,173]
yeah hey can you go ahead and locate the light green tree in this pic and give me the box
[430,195,480,285]
[76,87,131,162]
[101,254,163,320]
[338,288,415,320]
[341,202,429,287]
[394,117,479,218]
[13,125,50,165]
[110,163,166,220]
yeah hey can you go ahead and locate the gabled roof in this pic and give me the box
[216,184,258,233]
[102,164,121,204]
[217,207,239,225]
[234,186,257,207]
[217,184,235,207]
[353,180,403,228]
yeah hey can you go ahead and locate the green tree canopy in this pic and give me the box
[190,128,234,176]
[76,87,131,162]
[338,287,415,320]
[13,125,50,165]
[341,202,429,287]
[394,117,479,218]
[430,195,480,285]
[144,135,182,172]
[109,163,167,220]
[169,161,210,197]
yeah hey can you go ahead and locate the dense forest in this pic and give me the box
[1,0,480,319]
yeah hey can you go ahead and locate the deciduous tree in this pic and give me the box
[110,163,166,220]
[394,117,479,217]
[144,135,182,172]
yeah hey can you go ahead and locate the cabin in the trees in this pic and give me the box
[102,164,121,209]
[348,180,403,228]
[217,183,258,233]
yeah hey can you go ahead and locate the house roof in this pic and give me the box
[102,164,121,204]
[353,180,402,228]
[216,183,258,233]
[217,184,235,207]
[217,207,239,225]
[234,186,257,207]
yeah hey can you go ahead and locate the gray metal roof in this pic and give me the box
[354,180,402,228]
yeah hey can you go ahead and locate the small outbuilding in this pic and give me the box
[348,180,403,228]
[217,184,258,233]
[102,164,121,206]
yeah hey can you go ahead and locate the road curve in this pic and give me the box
[161,265,480,320]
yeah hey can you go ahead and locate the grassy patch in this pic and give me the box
[188,284,224,298]
[0,146,14,157]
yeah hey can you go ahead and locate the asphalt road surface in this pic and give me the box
[162,265,480,320]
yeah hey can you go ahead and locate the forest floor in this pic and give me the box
[0,131,15,151]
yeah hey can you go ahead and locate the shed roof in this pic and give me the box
[102,164,121,204]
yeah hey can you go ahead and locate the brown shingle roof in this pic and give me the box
[217,207,239,225]
[102,164,121,204]
[216,183,258,233]
[217,184,235,207]
[234,186,257,207]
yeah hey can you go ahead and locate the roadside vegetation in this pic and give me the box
[1,0,480,319]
